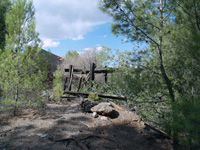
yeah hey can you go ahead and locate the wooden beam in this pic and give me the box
[63,76,68,91]
[65,69,113,74]
[81,73,90,88]
[61,95,77,99]
[65,68,83,73]
[68,65,73,91]
[63,91,127,101]
[86,69,112,74]
[105,71,107,83]
[77,72,83,92]
[89,63,95,88]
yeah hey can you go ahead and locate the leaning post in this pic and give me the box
[89,63,95,88]
[68,65,74,91]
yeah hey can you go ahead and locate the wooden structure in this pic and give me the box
[64,63,110,91]
[63,63,126,101]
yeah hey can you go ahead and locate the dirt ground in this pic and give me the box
[0,98,173,150]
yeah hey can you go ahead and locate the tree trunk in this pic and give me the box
[14,56,19,116]
[158,0,175,102]
[159,0,177,148]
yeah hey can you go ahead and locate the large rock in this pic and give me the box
[91,102,114,116]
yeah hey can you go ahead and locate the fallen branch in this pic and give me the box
[63,91,127,101]
[55,138,74,147]
[56,138,89,150]
[56,135,116,150]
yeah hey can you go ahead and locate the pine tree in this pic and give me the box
[99,0,200,148]
[0,0,11,50]
[0,0,48,112]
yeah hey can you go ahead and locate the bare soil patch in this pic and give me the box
[0,98,173,150]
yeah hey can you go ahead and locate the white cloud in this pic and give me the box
[96,46,103,51]
[72,35,84,40]
[42,39,60,48]
[82,46,103,52]
[33,0,111,40]
[83,47,92,51]
[78,51,85,55]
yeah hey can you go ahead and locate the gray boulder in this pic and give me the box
[91,102,114,116]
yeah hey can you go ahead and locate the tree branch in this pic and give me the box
[134,63,161,76]
[176,1,195,19]
[163,8,174,22]
[193,0,200,32]
[114,2,160,46]
[123,0,160,30]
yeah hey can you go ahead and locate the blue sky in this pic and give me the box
[45,23,135,56]
[33,0,135,57]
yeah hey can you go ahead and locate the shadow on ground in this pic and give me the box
[0,99,173,150]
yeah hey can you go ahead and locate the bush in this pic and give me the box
[88,92,99,101]
[164,98,200,149]
[52,66,64,101]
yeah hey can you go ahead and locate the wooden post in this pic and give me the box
[77,72,83,92]
[63,76,68,91]
[105,71,107,83]
[105,66,108,83]
[89,63,95,88]
[81,73,90,88]
[68,65,74,91]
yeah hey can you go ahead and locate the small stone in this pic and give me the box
[100,116,108,121]
[37,133,48,138]
[92,112,98,118]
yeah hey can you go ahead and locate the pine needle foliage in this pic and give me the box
[0,0,48,111]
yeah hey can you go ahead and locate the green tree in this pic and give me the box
[52,66,64,101]
[0,0,11,50]
[161,1,200,148]
[0,0,48,112]
[99,0,176,102]
[65,50,79,59]
[96,46,114,67]
[99,0,200,148]
[98,0,187,147]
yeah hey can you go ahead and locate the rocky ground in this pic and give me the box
[0,98,173,150]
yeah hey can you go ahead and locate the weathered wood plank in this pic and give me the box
[65,69,113,74]
[68,65,73,91]
[77,72,83,92]
[89,63,95,87]
[63,91,127,101]
[65,68,83,73]
[63,76,68,91]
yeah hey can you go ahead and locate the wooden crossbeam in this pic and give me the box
[62,91,127,101]
[65,69,113,74]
